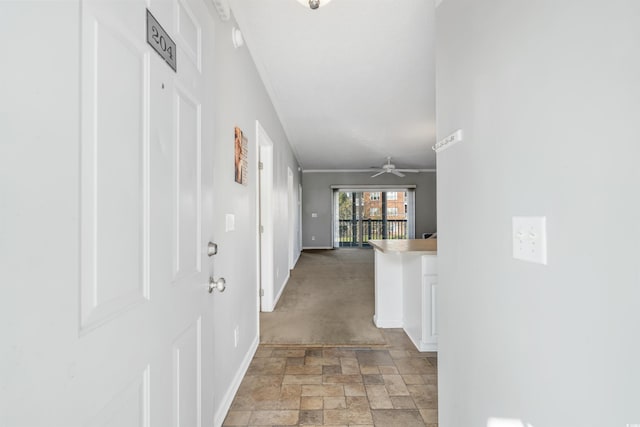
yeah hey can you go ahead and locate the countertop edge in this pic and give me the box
[368,239,438,254]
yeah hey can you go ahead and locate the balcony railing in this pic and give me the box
[338,219,407,247]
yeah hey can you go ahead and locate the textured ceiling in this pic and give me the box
[230,0,436,171]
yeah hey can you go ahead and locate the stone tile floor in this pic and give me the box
[223,329,437,426]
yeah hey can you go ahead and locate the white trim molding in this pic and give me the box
[214,335,259,426]
[330,184,417,190]
[303,169,435,173]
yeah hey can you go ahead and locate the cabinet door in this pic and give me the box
[422,256,438,350]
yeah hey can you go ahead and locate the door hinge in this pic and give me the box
[260,225,264,233]
[260,289,264,297]
[259,161,264,170]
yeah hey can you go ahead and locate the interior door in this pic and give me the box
[79,0,215,425]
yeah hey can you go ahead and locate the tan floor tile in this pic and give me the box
[325,348,356,359]
[325,348,356,358]
[359,366,380,375]
[383,375,410,396]
[285,365,323,375]
[347,407,373,424]
[306,349,323,357]
[301,396,324,410]
[422,374,438,385]
[391,396,417,409]
[362,374,384,385]
[282,374,323,384]
[379,366,399,375]
[402,374,425,385]
[247,410,298,425]
[345,396,369,411]
[355,350,394,366]
[394,358,436,375]
[306,356,340,366]
[271,348,306,357]
[253,397,300,410]
[245,385,282,402]
[280,384,302,398]
[367,394,393,410]
[371,409,425,426]
[365,385,393,409]
[286,356,305,366]
[223,410,251,426]
[246,358,287,376]
[420,408,438,423]
[324,374,363,384]
[340,357,361,374]
[323,365,342,375]
[324,409,349,424]
[229,395,254,411]
[407,384,438,409]
[238,375,283,392]
[301,384,344,397]
[364,384,387,397]
[254,348,273,358]
[324,396,347,409]
[389,349,411,359]
[427,356,437,367]
[344,383,366,396]
[299,409,323,425]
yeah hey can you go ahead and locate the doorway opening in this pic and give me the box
[333,188,415,248]
[257,121,274,312]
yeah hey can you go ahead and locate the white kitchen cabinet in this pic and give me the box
[370,239,438,352]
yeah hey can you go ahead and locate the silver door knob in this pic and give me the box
[209,277,226,293]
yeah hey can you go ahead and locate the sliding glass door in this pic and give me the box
[335,189,414,248]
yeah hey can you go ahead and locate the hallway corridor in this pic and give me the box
[260,249,384,345]
[225,250,438,426]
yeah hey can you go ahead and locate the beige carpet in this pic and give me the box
[260,248,386,345]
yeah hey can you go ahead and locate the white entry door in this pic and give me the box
[81,0,217,425]
[1,0,216,425]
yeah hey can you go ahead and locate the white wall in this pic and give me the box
[0,2,81,423]
[301,171,437,248]
[209,7,301,423]
[436,1,640,426]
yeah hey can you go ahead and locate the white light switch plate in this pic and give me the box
[225,214,235,232]
[512,216,547,265]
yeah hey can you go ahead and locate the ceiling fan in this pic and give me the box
[370,157,419,178]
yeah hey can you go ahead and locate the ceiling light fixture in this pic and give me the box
[296,0,333,10]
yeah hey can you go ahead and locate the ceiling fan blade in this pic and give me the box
[391,170,406,177]
[396,169,420,173]
[371,171,386,178]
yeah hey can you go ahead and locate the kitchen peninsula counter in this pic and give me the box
[369,239,438,352]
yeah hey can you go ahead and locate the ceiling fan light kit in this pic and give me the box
[370,157,419,178]
[296,0,333,10]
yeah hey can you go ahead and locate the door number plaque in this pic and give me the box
[146,10,177,72]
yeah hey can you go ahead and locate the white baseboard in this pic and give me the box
[272,271,290,309]
[418,341,438,352]
[262,271,291,313]
[213,335,259,427]
[373,314,403,328]
[293,250,301,267]
[302,246,333,250]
